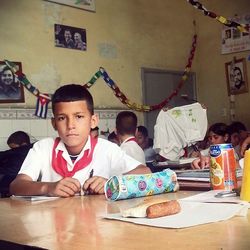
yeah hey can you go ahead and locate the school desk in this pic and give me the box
[0,191,249,250]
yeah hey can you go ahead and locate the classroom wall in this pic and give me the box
[0,0,195,125]
[194,0,250,128]
[0,108,122,150]
[0,0,250,137]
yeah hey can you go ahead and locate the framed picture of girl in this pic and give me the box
[0,61,25,103]
[225,58,248,95]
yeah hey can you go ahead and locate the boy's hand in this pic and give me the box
[48,177,81,197]
[83,176,107,195]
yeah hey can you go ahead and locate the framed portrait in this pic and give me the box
[46,0,95,12]
[225,58,248,95]
[54,24,87,51]
[0,61,25,103]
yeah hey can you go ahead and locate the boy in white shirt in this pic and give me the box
[116,111,146,164]
[10,84,150,197]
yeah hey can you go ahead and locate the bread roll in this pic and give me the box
[122,198,168,218]
[146,200,181,218]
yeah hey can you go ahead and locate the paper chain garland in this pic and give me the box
[187,0,249,34]
[84,34,197,112]
[4,34,197,118]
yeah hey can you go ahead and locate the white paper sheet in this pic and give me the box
[11,195,59,203]
[104,201,248,229]
[180,190,250,206]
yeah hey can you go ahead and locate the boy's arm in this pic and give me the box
[10,174,81,197]
[125,164,151,174]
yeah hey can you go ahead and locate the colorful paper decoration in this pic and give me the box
[3,34,197,118]
[84,34,197,112]
[187,0,249,34]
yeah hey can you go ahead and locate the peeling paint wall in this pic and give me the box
[0,0,249,129]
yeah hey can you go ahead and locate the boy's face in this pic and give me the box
[51,100,98,155]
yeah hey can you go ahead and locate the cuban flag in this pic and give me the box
[35,94,51,119]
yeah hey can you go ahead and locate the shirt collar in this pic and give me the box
[55,136,91,157]
[121,136,136,146]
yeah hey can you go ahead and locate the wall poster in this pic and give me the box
[221,14,250,54]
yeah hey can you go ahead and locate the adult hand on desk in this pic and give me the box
[48,177,81,197]
[83,176,107,194]
[191,156,210,169]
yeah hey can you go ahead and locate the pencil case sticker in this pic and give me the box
[104,169,179,201]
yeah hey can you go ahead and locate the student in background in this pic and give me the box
[116,111,146,164]
[136,125,157,164]
[90,126,99,139]
[7,130,31,149]
[191,123,230,169]
[107,131,119,145]
[0,131,33,197]
[229,121,248,144]
[240,136,250,157]
[10,84,150,197]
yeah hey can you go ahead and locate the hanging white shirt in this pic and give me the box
[154,102,207,160]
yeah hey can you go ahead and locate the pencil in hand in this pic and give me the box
[81,169,94,196]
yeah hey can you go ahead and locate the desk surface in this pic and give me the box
[0,191,249,250]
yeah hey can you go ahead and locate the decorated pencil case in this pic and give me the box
[104,169,179,201]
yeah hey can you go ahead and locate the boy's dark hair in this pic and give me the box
[108,131,117,141]
[116,111,137,136]
[7,131,30,146]
[229,121,247,132]
[208,123,228,137]
[137,125,148,137]
[91,126,99,132]
[51,84,94,115]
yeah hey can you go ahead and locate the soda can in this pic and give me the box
[209,143,237,190]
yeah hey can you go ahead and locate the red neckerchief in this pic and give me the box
[52,136,98,177]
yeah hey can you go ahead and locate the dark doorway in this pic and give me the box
[141,68,196,138]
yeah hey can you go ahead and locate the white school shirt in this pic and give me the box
[120,137,146,164]
[18,136,141,184]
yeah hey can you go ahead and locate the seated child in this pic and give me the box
[90,126,99,139]
[107,131,119,145]
[228,121,249,158]
[116,111,146,164]
[10,84,150,197]
[7,130,31,149]
[191,122,230,169]
[136,125,157,164]
[191,122,244,169]
[0,131,33,197]
[240,136,250,157]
